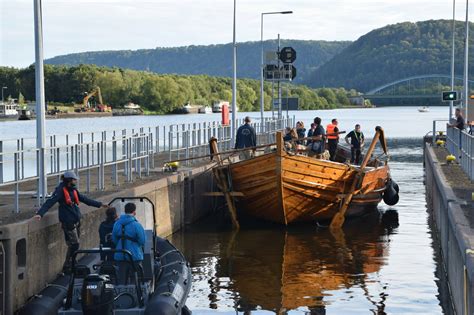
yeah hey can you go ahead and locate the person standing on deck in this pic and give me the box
[345,124,365,164]
[235,116,257,160]
[308,117,326,157]
[112,203,146,284]
[34,171,108,273]
[326,118,340,161]
[447,107,465,130]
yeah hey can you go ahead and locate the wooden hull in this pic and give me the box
[225,148,389,224]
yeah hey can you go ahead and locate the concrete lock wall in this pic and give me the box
[0,164,218,314]
[424,144,474,315]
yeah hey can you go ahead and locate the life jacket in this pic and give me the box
[63,187,80,206]
[326,124,338,140]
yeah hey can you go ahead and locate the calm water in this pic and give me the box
[0,106,448,140]
[1,107,453,313]
[168,138,452,314]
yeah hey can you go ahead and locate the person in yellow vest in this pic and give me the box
[326,118,339,161]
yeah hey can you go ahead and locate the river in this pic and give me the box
[1,106,453,313]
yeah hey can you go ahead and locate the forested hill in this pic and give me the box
[307,20,474,92]
[45,40,350,83]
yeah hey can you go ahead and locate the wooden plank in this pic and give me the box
[232,171,276,185]
[237,182,277,198]
[233,176,276,190]
[282,170,345,189]
[282,163,353,182]
[282,157,351,178]
[231,163,276,180]
[282,182,339,203]
[284,154,350,171]
[282,175,344,193]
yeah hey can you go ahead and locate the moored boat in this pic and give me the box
[198,106,212,114]
[418,106,429,112]
[212,127,398,225]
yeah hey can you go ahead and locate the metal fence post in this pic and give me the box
[185,131,190,166]
[80,132,84,168]
[168,131,173,161]
[137,135,142,179]
[20,138,25,179]
[100,140,105,190]
[74,144,79,178]
[14,152,19,213]
[146,134,151,177]
[102,131,107,162]
[128,137,133,182]
[112,136,118,186]
[86,143,90,193]
[96,141,101,190]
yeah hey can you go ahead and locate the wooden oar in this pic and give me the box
[329,126,383,230]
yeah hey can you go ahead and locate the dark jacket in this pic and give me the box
[36,183,102,224]
[235,124,256,149]
[296,128,306,144]
[99,219,115,261]
[112,214,146,262]
[307,128,315,144]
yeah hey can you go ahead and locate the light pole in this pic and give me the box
[450,0,456,121]
[231,0,237,145]
[34,0,47,204]
[1,87,7,103]
[260,11,293,126]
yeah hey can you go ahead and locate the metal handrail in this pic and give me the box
[0,117,293,212]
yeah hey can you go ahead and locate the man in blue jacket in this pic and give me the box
[235,116,256,160]
[34,171,107,273]
[112,202,146,284]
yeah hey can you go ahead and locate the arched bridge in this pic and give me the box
[363,74,474,99]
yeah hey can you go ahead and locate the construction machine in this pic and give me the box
[74,87,111,112]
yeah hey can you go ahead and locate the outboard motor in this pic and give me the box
[81,274,114,315]
[383,178,399,206]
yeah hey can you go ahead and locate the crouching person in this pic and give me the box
[34,171,107,274]
[112,203,146,284]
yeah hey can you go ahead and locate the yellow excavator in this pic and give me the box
[74,87,111,112]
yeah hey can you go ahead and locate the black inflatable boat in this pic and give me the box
[18,197,192,315]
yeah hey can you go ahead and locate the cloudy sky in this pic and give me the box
[0,0,465,67]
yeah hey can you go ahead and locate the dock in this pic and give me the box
[424,123,474,314]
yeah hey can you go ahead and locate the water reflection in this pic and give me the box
[173,211,399,314]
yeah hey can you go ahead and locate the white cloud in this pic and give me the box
[0,0,463,67]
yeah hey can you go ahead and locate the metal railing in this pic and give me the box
[0,116,293,212]
[446,125,474,181]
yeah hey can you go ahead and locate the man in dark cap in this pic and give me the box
[235,116,257,160]
[34,171,107,273]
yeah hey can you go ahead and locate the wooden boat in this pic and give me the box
[212,127,395,225]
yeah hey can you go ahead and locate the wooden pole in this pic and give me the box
[329,127,383,230]
[210,137,240,229]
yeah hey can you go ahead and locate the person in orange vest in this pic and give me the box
[34,171,108,273]
[326,118,339,161]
